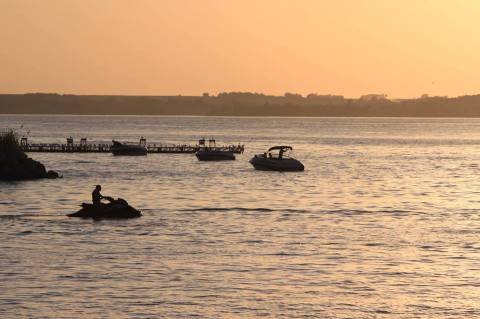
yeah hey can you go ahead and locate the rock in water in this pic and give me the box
[47,170,60,179]
[0,134,60,181]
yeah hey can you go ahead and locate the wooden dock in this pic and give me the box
[19,138,244,154]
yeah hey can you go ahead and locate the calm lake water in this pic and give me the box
[1,115,480,318]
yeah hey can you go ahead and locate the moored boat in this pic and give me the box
[195,138,236,161]
[111,140,147,156]
[195,150,235,161]
[249,146,304,171]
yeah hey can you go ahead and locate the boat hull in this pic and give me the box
[195,150,235,161]
[111,146,147,156]
[249,156,304,171]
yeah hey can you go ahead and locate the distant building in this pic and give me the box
[284,92,302,99]
[306,94,344,100]
[359,94,388,101]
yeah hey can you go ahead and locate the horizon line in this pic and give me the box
[1,91,476,100]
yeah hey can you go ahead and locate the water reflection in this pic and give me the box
[1,116,480,318]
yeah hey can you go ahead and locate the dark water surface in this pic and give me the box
[1,115,480,318]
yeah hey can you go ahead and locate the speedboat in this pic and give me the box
[249,146,304,171]
[67,197,141,220]
[195,149,235,161]
[111,140,147,156]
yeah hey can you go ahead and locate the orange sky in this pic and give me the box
[1,0,479,98]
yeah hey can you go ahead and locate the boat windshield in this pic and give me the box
[266,147,293,159]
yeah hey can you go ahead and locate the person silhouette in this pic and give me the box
[92,185,104,206]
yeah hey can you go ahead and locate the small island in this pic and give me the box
[0,129,60,181]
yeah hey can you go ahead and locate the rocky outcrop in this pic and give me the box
[0,147,60,181]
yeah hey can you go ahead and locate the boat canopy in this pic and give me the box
[268,146,293,152]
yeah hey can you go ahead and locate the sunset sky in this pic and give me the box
[1,0,479,98]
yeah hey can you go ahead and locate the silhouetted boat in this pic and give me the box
[196,150,235,161]
[195,138,235,161]
[249,146,304,171]
[67,197,141,220]
[111,140,147,156]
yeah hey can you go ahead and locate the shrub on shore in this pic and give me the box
[0,129,20,153]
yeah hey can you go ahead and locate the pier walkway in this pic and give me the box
[19,138,245,154]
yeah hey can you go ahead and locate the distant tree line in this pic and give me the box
[1,92,480,117]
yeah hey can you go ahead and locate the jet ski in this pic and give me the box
[249,146,304,172]
[111,140,147,156]
[68,196,142,220]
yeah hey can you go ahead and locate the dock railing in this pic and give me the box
[20,141,245,154]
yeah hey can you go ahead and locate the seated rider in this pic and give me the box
[92,185,104,206]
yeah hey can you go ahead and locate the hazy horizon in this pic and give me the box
[0,91,476,100]
[2,0,480,99]
[3,91,480,117]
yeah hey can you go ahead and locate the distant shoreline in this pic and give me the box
[2,114,480,119]
[2,93,480,117]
